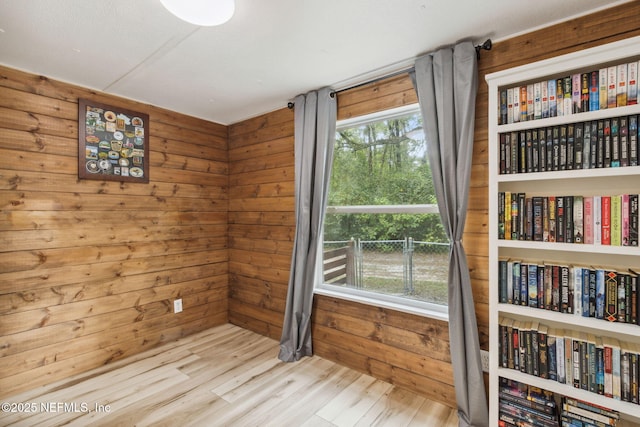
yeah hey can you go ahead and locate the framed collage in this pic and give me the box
[78,98,149,183]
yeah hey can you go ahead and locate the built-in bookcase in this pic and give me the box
[487,36,640,427]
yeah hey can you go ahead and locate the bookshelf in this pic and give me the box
[487,36,640,426]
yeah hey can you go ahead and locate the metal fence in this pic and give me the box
[323,238,450,299]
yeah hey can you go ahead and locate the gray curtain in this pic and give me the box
[278,87,337,362]
[411,41,488,427]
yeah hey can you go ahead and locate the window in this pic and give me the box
[316,104,449,318]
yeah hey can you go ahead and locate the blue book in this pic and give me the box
[528,264,538,308]
[595,269,605,319]
[582,268,590,317]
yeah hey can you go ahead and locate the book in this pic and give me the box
[584,196,594,244]
[556,196,565,243]
[596,268,606,319]
[620,116,629,167]
[594,196,602,245]
[607,66,617,109]
[589,70,600,112]
[617,63,628,107]
[565,195,574,244]
[628,61,638,105]
[610,117,620,167]
[520,85,528,122]
[610,194,621,246]
[605,270,618,322]
[599,68,608,110]
[541,80,549,119]
[527,84,534,121]
[581,72,589,113]
[630,194,638,246]
[533,197,544,242]
[534,82,542,120]
[630,115,638,166]
[604,118,611,168]
[622,193,630,246]
[601,196,611,245]
[557,78,565,117]
[549,79,557,117]
[572,73,581,113]
[563,76,573,116]
[528,263,538,308]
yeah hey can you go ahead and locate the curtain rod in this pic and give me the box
[287,38,492,110]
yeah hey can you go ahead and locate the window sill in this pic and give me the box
[314,284,449,323]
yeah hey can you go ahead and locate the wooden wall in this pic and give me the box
[228,1,640,409]
[1,0,638,407]
[0,67,229,398]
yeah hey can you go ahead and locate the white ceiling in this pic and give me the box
[0,0,629,125]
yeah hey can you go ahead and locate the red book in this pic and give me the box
[601,196,611,245]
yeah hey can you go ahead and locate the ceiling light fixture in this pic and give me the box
[160,0,235,26]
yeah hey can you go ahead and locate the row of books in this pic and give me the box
[499,378,559,427]
[498,115,640,174]
[498,260,640,325]
[497,192,640,246]
[499,60,639,125]
[560,396,620,427]
[498,317,640,405]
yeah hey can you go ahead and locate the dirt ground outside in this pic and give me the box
[358,249,449,305]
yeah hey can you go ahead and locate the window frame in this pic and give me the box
[314,103,449,321]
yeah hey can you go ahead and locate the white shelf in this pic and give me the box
[497,103,640,133]
[497,304,640,339]
[497,165,640,183]
[497,239,640,256]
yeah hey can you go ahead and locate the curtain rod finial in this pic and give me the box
[287,102,294,109]
[475,39,492,59]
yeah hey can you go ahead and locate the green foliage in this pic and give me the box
[326,112,448,243]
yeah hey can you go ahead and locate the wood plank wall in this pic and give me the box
[0,67,229,398]
[228,2,640,409]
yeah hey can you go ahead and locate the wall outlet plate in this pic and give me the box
[480,349,489,372]
[174,298,183,313]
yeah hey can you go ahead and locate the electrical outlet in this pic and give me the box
[480,349,490,372]
[174,298,183,313]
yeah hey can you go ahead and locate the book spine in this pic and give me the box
[584,196,593,244]
[599,68,608,110]
[610,194,621,246]
[520,86,528,122]
[607,66,617,109]
[610,116,620,167]
[528,264,538,308]
[628,61,638,105]
[620,116,629,167]
[601,196,611,245]
[622,193,630,246]
[617,63,628,107]
[630,115,638,166]
[548,79,557,118]
[594,196,602,245]
[590,70,600,112]
[630,194,638,246]
[605,270,618,322]
[595,269,605,319]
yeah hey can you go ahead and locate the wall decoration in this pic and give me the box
[78,98,150,183]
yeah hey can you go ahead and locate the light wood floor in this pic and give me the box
[0,324,459,426]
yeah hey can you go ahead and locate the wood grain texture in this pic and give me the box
[0,324,459,427]
[1,1,638,411]
[227,3,640,410]
[0,65,228,398]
